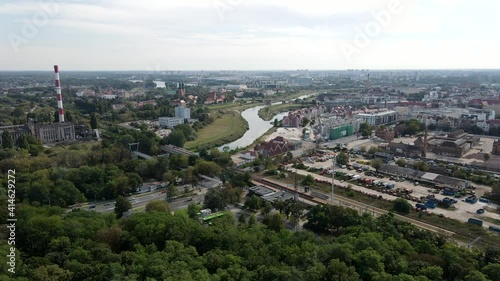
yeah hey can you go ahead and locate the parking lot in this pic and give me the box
[289,159,500,229]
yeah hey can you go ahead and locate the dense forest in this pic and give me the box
[0,203,499,280]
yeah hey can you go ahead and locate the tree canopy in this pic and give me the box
[2,203,497,281]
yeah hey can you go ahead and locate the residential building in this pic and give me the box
[254,136,302,158]
[356,111,398,126]
[175,106,191,120]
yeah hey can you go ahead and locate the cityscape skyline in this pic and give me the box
[1,0,499,71]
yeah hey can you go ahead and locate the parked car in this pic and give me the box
[476,209,485,214]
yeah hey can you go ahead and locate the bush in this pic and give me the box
[393,198,411,214]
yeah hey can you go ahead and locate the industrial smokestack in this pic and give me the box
[54,65,65,122]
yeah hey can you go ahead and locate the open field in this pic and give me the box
[185,111,248,151]
[258,103,304,121]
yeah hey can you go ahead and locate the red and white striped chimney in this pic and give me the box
[54,65,65,122]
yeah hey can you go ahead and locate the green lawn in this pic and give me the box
[258,103,305,121]
[185,112,248,151]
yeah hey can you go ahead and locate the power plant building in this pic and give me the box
[0,65,76,145]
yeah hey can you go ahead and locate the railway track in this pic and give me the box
[252,176,455,237]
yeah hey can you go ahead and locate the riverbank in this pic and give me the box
[258,103,305,121]
[185,111,249,151]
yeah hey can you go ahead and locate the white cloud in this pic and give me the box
[1,0,500,70]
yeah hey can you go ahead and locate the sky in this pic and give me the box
[0,0,499,71]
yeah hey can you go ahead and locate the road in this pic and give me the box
[79,187,208,214]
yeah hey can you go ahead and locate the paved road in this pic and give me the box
[79,188,208,214]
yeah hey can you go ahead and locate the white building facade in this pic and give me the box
[159,117,184,129]
[175,106,191,120]
[356,111,398,126]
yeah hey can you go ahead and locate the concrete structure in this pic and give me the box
[0,66,76,145]
[159,117,184,129]
[225,85,248,90]
[329,124,355,140]
[248,185,275,197]
[387,141,422,158]
[248,186,294,203]
[379,164,470,190]
[175,106,191,120]
[30,121,75,143]
[54,65,65,122]
[0,125,32,144]
[259,80,288,89]
[493,140,500,155]
[356,111,398,126]
[426,130,480,158]
[0,120,76,145]
[159,144,197,157]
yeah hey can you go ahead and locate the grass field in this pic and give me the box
[185,111,249,151]
[258,103,305,121]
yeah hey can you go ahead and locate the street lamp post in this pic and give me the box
[331,156,335,205]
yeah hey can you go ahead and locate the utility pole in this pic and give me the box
[331,156,336,205]
[468,236,481,249]
[422,114,428,158]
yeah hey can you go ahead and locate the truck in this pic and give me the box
[363,178,374,187]
[442,189,455,196]
[479,197,490,204]
[357,160,371,165]
[467,218,483,227]
[465,196,478,204]
[489,225,500,233]
[415,203,427,210]
[425,200,437,209]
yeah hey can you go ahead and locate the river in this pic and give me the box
[153,81,166,88]
[219,92,318,151]
[220,106,289,151]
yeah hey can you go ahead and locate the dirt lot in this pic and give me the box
[266,127,308,142]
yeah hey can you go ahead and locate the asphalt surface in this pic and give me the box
[80,187,208,214]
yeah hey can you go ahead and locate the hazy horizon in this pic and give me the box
[1,0,499,71]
